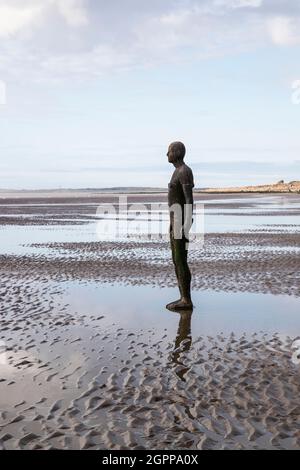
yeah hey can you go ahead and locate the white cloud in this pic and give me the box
[0,0,88,38]
[267,16,300,46]
[159,9,192,26]
[215,0,262,8]
[55,0,88,27]
[0,3,43,37]
[41,44,136,78]
[0,1,300,81]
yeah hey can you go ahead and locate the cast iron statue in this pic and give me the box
[166,141,194,311]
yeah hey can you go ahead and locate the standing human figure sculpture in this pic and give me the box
[166,141,194,311]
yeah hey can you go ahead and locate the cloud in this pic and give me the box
[0,0,88,38]
[0,3,43,37]
[267,16,300,45]
[41,44,136,77]
[55,0,88,27]
[215,0,262,8]
[0,0,300,81]
[159,9,192,27]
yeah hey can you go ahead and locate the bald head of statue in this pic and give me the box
[167,141,186,165]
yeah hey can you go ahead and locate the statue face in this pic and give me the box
[167,144,176,163]
[167,142,184,163]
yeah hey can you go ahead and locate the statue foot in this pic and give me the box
[166,299,193,311]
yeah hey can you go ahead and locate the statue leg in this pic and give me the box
[167,230,193,310]
[173,236,191,301]
[170,228,180,285]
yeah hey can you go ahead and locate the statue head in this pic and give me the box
[167,141,186,164]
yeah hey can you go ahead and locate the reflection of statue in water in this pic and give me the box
[170,308,193,381]
[166,141,194,311]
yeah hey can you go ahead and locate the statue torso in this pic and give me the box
[168,163,194,207]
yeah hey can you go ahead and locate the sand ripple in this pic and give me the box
[0,277,299,450]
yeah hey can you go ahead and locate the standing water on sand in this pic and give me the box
[0,192,300,450]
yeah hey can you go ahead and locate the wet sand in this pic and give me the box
[3,231,296,297]
[0,192,300,450]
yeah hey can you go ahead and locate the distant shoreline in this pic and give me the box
[198,180,300,194]
[0,181,299,198]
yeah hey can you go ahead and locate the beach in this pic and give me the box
[0,191,300,450]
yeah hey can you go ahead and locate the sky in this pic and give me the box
[0,0,300,189]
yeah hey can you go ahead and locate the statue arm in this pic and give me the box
[174,167,194,235]
[182,183,194,234]
[179,167,194,206]
[182,183,194,206]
